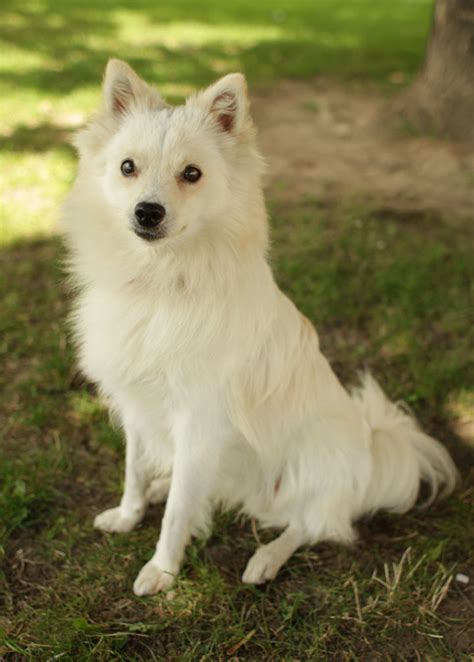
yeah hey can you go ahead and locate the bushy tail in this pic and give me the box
[351,374,458,516]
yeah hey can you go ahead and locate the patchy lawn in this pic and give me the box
[2,209,473,659]
[1,1,473,659]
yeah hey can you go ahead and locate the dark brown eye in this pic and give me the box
[182,165,202,183]
[121,159,136,176]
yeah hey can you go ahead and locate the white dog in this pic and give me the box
[62,60,458,596]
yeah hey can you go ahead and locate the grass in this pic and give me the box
[2,212,473,659]
[1,1,473,659]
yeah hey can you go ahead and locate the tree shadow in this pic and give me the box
[0,122,76,154]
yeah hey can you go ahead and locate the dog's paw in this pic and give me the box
[94,507,141,533]
[242,546,282,585]
[133,560,176,596]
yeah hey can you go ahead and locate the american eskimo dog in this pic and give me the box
[62,60,458,596]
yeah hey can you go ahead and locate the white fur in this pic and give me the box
[62,60,458,595]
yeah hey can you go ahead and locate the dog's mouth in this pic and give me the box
[132,226,166,242]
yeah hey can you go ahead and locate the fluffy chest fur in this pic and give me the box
[75,284,217,388]
[70,247,283,433]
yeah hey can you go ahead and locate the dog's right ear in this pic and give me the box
[103,59,166,116]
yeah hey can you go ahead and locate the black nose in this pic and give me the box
[134,202,166,228]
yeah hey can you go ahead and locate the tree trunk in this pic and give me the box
[395,0,474,142]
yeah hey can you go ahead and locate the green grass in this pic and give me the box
[1,1,474,659]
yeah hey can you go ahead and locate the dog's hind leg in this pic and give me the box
[242,524,309,584]
[94,425,149,533]
[146,476,171,504]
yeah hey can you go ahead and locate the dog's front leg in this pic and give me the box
[94,425,148,533]
[133,406,222,596]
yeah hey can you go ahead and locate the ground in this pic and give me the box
[1,1,473,660]
[254,80,474,218]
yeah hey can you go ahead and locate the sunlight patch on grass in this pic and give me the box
[69,392,104,423]
[114,15,287,47]
[0,47,52,73]
[0,88,98,135]
[446,389,474,446]
[0,151,74,244]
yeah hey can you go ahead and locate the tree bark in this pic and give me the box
[395,0,474,142]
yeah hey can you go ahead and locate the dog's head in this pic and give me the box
[74,60,265,250]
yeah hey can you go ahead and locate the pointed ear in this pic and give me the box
[194,73,249,134]
[103,59,166,116]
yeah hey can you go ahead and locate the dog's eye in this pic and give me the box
[182,165,202,183]
[121,159,136,177]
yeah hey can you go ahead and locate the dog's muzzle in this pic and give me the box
[133,201,166,241]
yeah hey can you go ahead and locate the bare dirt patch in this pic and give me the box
[253,79,474,218]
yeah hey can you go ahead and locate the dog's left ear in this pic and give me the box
[193,73,249,135]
